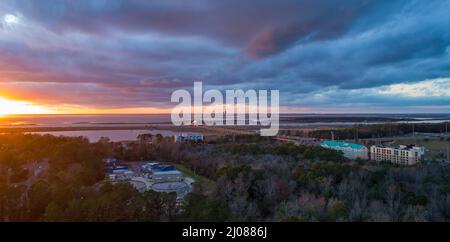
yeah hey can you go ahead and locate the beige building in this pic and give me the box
[370,145,425,165]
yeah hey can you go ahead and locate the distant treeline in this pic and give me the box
[280,116,413,123]
[310,122,450,140]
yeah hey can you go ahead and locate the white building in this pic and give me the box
[141,162,160,172]
[320,141,369,160]
[370,145,425,165]
[174,133,204,142]
[152,170,183,183]
[109,170,134,181]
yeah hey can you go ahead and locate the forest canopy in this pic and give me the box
[0,133,449,221]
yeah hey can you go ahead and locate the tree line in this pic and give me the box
[1,133,450,221]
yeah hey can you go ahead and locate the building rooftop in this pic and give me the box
[372,144,424,151]
[176,132,203,137]
[153,170,182,175]
[321,141,367,150]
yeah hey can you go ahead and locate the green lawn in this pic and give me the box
[174,164,215,194]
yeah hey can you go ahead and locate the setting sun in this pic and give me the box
[0,97,49,115]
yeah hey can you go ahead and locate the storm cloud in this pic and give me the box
[0,0,449,112]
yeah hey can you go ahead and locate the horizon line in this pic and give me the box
[3,112,450,116]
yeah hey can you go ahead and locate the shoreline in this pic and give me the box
[0,124,347,137]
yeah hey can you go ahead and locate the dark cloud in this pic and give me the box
[3,0,299,43]
[0,0,449,112]
[246,0,378,59]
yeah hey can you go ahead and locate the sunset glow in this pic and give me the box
[0,97,49,115]
[0,1,448,113]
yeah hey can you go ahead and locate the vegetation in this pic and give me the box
[1,133,450,221]
[174,164,215,194]
[310,122,450,140]
[0,134,176,221]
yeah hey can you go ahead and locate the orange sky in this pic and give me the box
[0,96,173,115]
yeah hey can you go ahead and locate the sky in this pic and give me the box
[0,0,449,114]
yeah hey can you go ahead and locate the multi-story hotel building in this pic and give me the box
[370,145,425,165]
